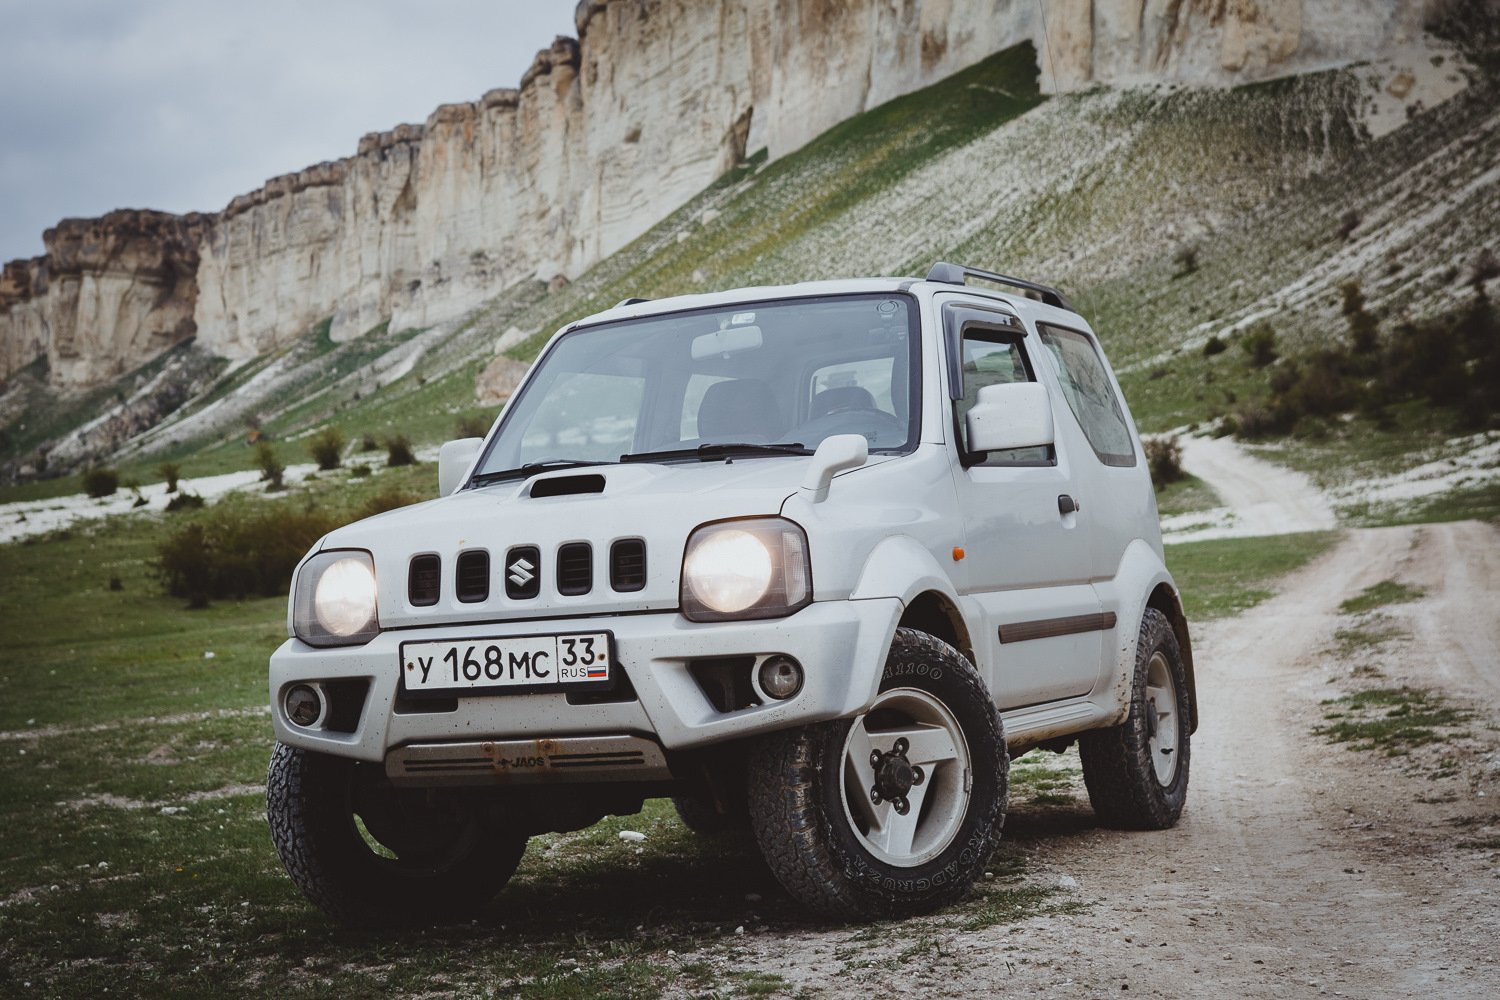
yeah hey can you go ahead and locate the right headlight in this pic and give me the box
[681,518,812,622]
[292,549,380,647]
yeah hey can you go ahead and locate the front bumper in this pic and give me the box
[268,598,903,762]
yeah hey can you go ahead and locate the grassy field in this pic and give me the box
[0,475,1321,998]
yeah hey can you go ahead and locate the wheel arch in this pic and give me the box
[1146,581,1198,734]
[1099,540,1198,735]
[896,590,975,665]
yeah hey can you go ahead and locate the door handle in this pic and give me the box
[1058,494,1079,515]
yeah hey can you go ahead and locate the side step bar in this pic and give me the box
[385,735,672,786]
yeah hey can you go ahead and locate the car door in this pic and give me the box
[941,300,1104,709]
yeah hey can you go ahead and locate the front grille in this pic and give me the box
[610,538,646,592]
[408,554,441,606]
[556,542,592,596]
[455,550,490,602]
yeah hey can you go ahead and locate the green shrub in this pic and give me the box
[349,464,372,479]
[1340,281,1379,355]
[306,426,346,470]
[1241,325,1278,367]
[157,461,182,493]
[1231,404,1279,439]
[1172,243,1199,277]
[81,467,120,498]
[1144,436,1184,488]
[255,442,285,490]
[383,434,416,467]
[154,508,336,607]
[360,433,378,452]
[165,492,205,512]
[1202,335,1227,356]
[358,489,421,519]
[456,413,491,438]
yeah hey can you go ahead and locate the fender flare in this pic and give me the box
[1102,538,1198,734]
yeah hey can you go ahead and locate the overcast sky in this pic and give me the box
[0,0,580,263]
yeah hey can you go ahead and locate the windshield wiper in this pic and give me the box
[620,442,811,464]
[470,459,612,486]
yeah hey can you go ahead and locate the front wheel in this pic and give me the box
[1079,607,1191,829]
[748,628,1008,919]
[266,744,527,926]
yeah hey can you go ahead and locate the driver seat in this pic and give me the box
[810,385,876,419]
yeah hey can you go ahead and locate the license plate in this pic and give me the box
[399,632,613,697]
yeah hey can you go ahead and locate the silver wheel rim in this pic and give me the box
[839,687,971,868]
[1146,651,1180,785]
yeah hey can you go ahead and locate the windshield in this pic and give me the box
[472,293,921,483]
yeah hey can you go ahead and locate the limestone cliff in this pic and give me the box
[0,0,1434,391]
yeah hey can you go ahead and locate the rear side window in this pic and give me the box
[1036,324,1136,467]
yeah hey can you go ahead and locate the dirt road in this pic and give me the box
[723,445,1500,998]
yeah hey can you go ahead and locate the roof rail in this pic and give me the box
[924,262,1073,312]
[613,296,651,309]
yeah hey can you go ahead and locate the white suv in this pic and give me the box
[265,263,1197,926]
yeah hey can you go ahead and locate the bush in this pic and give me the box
[1335,210,1361,241]
[360,433,378,452]
[1172,244,1199,277]
[255,443,285,491]
[82,467,119,498]
[155,508,337,608]
[349,464,372,479]
[456,413,491,438]
[1202,334,1227,357]
[165,492,205,512]
[1242,325,1278,367]
[1231,404,1280,439]
[383,434,416,467]
[157,461,181,493]
[1340,281,1379,356]
[1144,436,1184,488]
[358,489,421,519]
[306,426,346,470]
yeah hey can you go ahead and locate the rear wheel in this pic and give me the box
[266,744,527,926]
[1079,608,1191,829]
[748,628,1007,919]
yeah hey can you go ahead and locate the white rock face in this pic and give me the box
[1,0,1431,390]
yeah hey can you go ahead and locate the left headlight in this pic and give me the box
[681,518,812,622]
[293,550,380,647]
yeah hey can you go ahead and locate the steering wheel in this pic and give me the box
[789,407,907,448]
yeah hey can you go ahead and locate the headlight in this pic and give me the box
[681,518,811,622]
[293,550,380,647]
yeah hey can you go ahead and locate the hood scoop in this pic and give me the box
[529,473,607,498]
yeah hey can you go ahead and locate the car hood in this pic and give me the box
[321,458,828,629]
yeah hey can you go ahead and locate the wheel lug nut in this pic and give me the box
[870,787,882,805]
[912,765,925,786]
[870,750,882,768]
[893,796,909,815]
[893,738,909,756]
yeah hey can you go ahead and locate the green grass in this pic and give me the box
[1153,473,1222,518]
[1166,531,1340,620]
[1315,686,1473,755]
[1333,614,1407,656]
[1339,580,1426,615]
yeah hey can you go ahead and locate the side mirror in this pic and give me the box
[966,382,1054,455]
[800,434,868,504]
[438,438,483,496]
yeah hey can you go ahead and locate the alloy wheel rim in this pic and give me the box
[839,687,971,868]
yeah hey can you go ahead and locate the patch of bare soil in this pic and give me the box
[716,524,1500,999]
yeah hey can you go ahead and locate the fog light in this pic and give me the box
[285,684,324,728]
[758,656,803,700]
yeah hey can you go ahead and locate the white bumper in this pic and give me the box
[269,598,904,762]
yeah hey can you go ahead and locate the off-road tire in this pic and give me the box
[747,628,1008,919]
[266,743,527,926]
[1079,608,1191,829]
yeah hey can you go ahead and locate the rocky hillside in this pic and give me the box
[0,0,1434,399]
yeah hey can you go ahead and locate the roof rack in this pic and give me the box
[925,262,1073,312]
[613,296,651,308]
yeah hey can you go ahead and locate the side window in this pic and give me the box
[956,329,1051,466]
[809,356,900,418]
[1036,323,1136,467]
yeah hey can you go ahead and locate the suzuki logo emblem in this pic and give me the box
[507,557,535,587]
